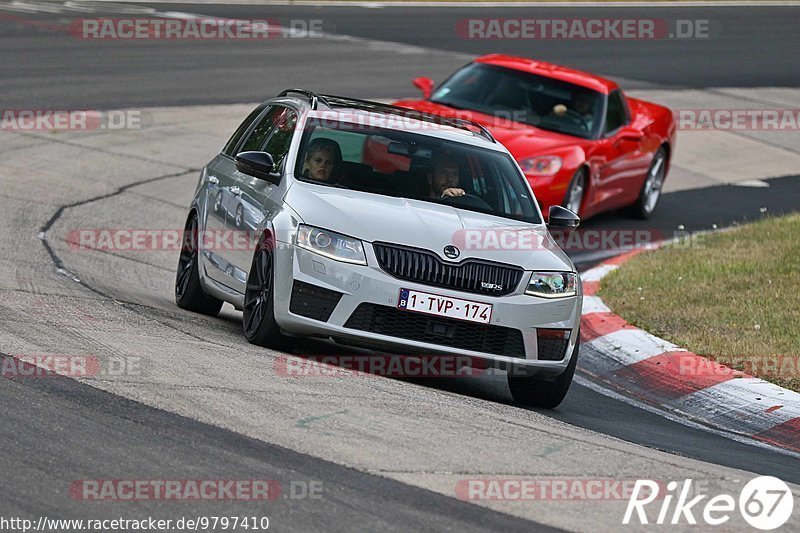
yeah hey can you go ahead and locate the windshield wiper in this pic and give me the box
[297,178,350,190]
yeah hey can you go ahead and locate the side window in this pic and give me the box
[239,106,284,153]
[222,104,267,157]
[263,108,298,170]
[604,91,630,135]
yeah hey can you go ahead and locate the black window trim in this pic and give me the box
[230,105,279,158]
[261,106,299,173]
[221,103,270,160]
[221,101,304,161]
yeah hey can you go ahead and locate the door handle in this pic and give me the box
[207,175,219,184]
[229,186,242,196]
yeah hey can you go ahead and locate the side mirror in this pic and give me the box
[548,205,580,230]
[235,151,280,184]
[619,126,644,142]
[412,77,435,99]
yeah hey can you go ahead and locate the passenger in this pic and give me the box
[302,138,342,182]
[427,153,466,198]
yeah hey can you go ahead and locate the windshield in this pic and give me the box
[430,63,604,139]
[295,118,542,224]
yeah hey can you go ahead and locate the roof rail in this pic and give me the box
[447,117,496,144]
[277,88,330,110]
[318,94,497,144]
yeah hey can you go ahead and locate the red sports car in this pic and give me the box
[365,54,676,220]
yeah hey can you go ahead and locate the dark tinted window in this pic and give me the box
[430,63,604,139]
[222,104,268,156]
[263,108,298,169]
[295,119,542,224]
[239,106,285,153]
[604,91,629,134]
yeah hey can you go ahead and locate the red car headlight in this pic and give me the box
[519,156,562,177]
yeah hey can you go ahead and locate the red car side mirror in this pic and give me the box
[412,77,435,99]
[619,126,644,142]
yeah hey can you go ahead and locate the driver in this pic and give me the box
[427,154,465,198]
[551,93,595,128]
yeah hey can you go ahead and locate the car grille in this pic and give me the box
[289,281,343,322]
[344,303,526,358]
[372,243,523,296]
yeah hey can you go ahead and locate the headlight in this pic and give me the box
[525,271,577,298]
[296,224,367,265]
[519,156,562,176]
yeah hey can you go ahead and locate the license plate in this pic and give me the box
[397,288,493,324]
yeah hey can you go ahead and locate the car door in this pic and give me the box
[200,104,268,287]
[593,91,649,210]
[212,105,291,292]
[228,106,299,285]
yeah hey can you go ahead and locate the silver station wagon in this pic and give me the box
[175,89,583,407]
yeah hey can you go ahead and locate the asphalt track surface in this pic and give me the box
[0,357,553,532]
[2,3,799,108]
[2,2,800,531]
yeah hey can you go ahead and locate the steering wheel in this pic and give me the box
[440,193,493,211]
[562,109,590,131]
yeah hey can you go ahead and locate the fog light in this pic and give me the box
[537,328,571,361]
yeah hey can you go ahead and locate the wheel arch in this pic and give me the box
[659,141,672,176]
[562,163,591,214]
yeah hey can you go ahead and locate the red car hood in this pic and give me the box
[393,99,592,158]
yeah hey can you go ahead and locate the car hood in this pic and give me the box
[393,99,593,158]
[285,182,573,271]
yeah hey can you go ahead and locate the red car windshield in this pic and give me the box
[430,63,604,139]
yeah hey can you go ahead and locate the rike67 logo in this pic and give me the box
[624,476,794,529]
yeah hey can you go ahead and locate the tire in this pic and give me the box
[175,213,224,316]
[242,239,293,350]
[235,204,244,229]
[631,146,667,219]
[562,168,586,216]
[507,336,579,408]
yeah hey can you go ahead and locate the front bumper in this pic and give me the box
[271,241,582,377]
